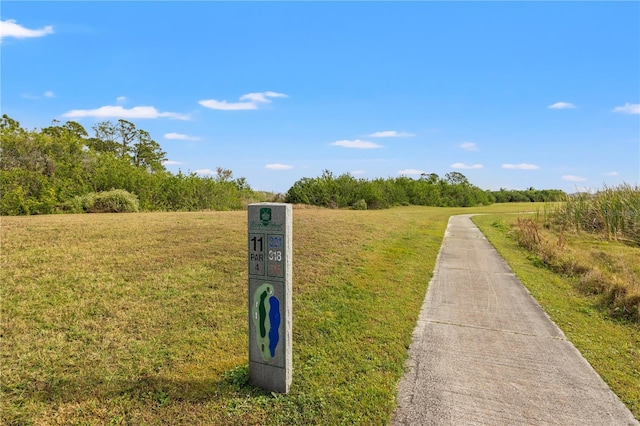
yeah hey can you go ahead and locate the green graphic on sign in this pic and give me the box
[260,208,272,226]
[252,282,281,362]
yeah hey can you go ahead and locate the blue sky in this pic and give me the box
[2,1,639,194]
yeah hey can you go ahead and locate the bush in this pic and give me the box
[84,189,140,213]
[61,195,86,214]
[353,199,368,210]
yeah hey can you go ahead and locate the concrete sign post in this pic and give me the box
[248,203,292,393]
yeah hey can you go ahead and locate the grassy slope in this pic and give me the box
[2,203,617,425]
[472,214,640,419]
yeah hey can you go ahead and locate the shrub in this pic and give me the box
[61,195,86,214]
[353,199,368,210]
[85,189,140,213]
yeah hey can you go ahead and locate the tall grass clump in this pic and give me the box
[88,189,140,213]
[63,189,140,213]
[554,184,640,245]
[512,184,640,322]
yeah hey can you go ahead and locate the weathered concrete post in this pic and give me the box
[247,203,292,393]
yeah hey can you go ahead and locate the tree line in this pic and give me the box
[284,170,566,209]
[1,114,566,215]
[0,115,257,215]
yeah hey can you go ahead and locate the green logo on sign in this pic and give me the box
[260,208,272,226]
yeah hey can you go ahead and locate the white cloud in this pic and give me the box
[62,105,190,120]
[198,99,257,110]
[548,102,576,109]
[116,96,127,103]
[162,160,183,165]
[330,139,383,149]
[604,171,619,176]
[398,169,425,176]
[0,19,53,41]
[164,132,200,141]
[613,103,640,115]
[502,163,540,170]
[350,170,366,175]
[21,90,55,99]
[195,169,216,176]
[240,91,288,103]
[562,175,587,182]
[265,163,293,170]
[460,141,478,151]
[368,130,415,138]
[199,91,287,111]
[451,163,483,170]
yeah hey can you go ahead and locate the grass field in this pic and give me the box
[2,203,637,424]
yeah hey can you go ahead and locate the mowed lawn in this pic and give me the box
[0,203,598,425]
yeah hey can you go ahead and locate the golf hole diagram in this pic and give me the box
[252,283,281,362]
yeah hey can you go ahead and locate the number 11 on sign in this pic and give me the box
[249,233,265,276]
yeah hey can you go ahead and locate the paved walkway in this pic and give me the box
[392,215,638,426]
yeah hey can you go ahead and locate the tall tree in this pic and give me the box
[43,119,88,140]
[62,120,89,139]
[0,114,22,132]
[131,129,166,172]
[445,172,469,186]
[420,172,440,184]
[117,119,136,159]
[89,121,120,154]
[89,119,140,161]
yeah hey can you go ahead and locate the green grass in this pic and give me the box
[0,203,587,424]
[473,214,640,419]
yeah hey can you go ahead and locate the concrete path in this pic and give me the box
[392,215,638,426]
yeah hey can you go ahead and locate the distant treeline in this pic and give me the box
[285,170,566,209]
[0,115,261,215]
[1,114,566,215]
[491,187,566,203]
